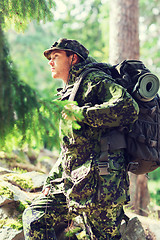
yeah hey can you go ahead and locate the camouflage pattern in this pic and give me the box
[44,38,89,60]
[23,55,139,239]
[23,193,124,239]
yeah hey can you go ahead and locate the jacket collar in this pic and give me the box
[68,56,98,85]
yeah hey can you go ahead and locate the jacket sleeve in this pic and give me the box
[77,72,139,128]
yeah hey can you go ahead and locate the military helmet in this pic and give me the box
[44,38,89,61]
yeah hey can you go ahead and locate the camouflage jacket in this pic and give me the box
[44,57,139,209]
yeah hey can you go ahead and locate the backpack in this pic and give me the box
[110,60,160,175]
[71,60,160,175]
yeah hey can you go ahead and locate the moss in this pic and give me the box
[5,219,23,230]
[12,167,28,174]
[0,217,23,231]
[17,201,29,213]
[0,219,6,228]
[12,175,33,190]
[0,201,29,230]
[0,185,14,199]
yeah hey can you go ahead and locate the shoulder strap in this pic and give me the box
[69,68,99,101]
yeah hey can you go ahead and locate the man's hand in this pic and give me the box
[42,187,50,196]
[62,103,78,120]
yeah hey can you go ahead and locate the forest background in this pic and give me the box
[1,0,160,213]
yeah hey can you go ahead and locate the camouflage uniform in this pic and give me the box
[23,39,139,240]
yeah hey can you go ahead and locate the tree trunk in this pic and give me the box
[129,174,150,216]
[0,13,4,111]
[109,0,139,64]
[109,0,150,216]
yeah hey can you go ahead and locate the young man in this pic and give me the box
[23,38,139,240]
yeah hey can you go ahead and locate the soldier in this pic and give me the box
[23,38,139,240]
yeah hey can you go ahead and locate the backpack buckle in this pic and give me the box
[127,162,139,172]
[98,162,110,175]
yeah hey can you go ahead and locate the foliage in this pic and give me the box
[0,0,62,151]
[6,22,62,93]
[53,0,109,61]
[0,0,55,31]
[0,25,83,151]
[148,167,160,181]
[148,178,160,206]
[148,168,160,206]
[0,0,88,151]
[0,93,82,151]
[0,35,45,150]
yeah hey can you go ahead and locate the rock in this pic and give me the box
[120,217,146,240]
[145,228,156,240]
[21,171,47,191]
[0,150,51,240]
[37,158,55,173]
[0,180,30,207]
[125,211,160,240]
[12,150,31,164]
[0,197,14,207]
[0,179,30,240]
[55,217,147,240]
[0,151,39,172]
[24,148,39,165]
[0,167,15,175]
[38,149,58,159]
[4,171,47,192]
[0,150,159,240]
[0,227,24,240]
[37,148,58,173]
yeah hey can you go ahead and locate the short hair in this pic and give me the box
[65,50,83,63]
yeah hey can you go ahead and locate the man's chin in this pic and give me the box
[52,74,62,81]
[51,74,65,82]
[52,73,57,79]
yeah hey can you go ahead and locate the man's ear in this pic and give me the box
[71,54,79,65]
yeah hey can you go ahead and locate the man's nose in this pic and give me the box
[48,59,54,66]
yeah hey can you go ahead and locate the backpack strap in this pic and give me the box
[69,68,100,101]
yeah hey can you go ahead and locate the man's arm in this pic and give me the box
[73,75,139,128]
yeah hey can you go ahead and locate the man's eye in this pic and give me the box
[51,54,59,61]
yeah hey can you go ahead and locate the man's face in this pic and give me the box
[48,50,73,83]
